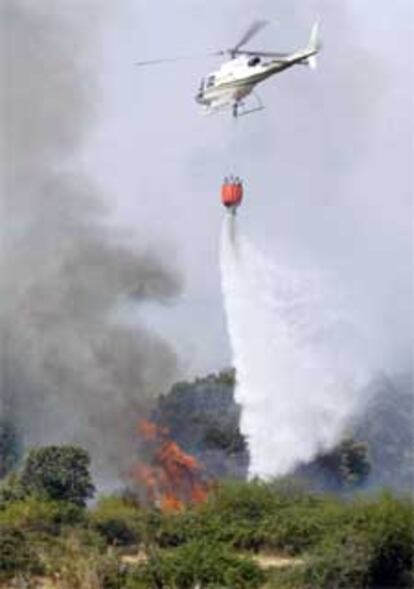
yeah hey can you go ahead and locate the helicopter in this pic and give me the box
[136,20,321,118]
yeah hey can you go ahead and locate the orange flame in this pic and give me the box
[134,419,210,512]
[138,418,168,442]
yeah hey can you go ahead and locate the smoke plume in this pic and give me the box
[0,1,181,482]
[221,215,373,478]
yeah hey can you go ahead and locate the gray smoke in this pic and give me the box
[0,0,181,482]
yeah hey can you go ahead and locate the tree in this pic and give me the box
[315,438,371,489]
[0,420,21,478]
[338,438,371,487]
[296,437,371,491]
[20,445,95,506]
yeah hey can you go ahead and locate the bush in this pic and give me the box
[302,527,373,589]
[0,496,84,534]
[363,491,413,588]
[139,481,414,588]
[137,480,336,554]
[38,527,123,588]
[260,499,344,555]
[149,509,198,548]
[301,491,414,589]
[0,524,43,581]
[145,505,260,551]
[128,540,265,589]
[204,480,282,523]
[193,479,326,553]
[266,565,306,589]
[0,472,28,507]
[90,496,142,547]
[55,551,126,589]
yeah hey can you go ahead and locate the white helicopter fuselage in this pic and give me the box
[195,35,319,116]
[136,20,320,118]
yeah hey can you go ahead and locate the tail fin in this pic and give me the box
[306,20,320,69]
[308,20,320,52]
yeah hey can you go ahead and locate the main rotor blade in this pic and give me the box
[135,52,220,66]
[235,49,290,59]
[233,20,268,52]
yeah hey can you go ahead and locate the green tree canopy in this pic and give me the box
[20,445,95,506]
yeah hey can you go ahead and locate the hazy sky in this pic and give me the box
[52,0,414,377]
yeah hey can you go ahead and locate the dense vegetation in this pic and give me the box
[2,371,412,491]
[151,371,413,492]
[153,371,248,480]
[0,444,413,588]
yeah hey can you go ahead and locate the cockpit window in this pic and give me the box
[207,75,215,87]
[248,56,261,67]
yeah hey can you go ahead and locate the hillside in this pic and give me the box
[152,371,413,493]
[1,372,413,588]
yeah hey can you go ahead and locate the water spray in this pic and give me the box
[220,211,372,478]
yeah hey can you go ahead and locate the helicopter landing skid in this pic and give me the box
[233,93,265,118]
[203,103,230,116]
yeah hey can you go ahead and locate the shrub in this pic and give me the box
[128,540,265,589]
[150,509,198,548]
[55,551,126,589]
[260,499,344,555]
[0,472,27,507]
[194,479,326,553]
[302,526,373,589]
[100,557,128,589]
[364,491,414,588]
[0,496,84,534]
[301,492,414,589]
[38,527,122,588]
[90,496,142,547]
[266,565,306,589]
[203,480,281,523]
[149,506,257,551]
[0,524,43,581]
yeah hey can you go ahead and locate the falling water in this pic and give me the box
[220,214,371,478]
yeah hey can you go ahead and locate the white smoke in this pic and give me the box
[220,214,373,478]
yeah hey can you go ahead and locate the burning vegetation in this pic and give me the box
[133,419,210,512]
